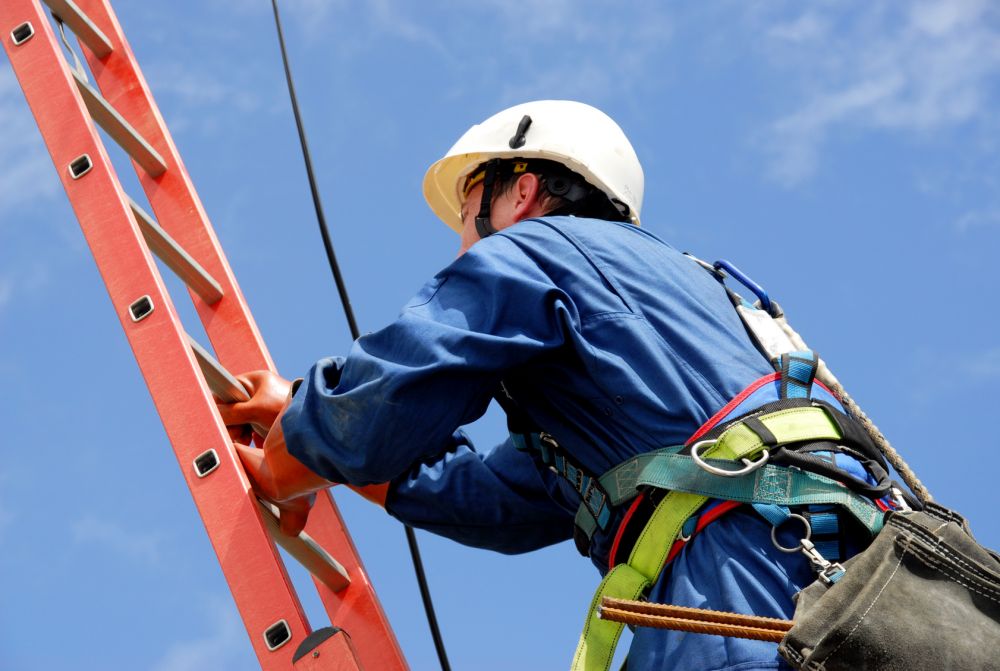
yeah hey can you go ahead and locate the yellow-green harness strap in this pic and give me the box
[570,405,846,671]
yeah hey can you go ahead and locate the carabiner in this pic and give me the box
[770,513,847,584]
[690,439,769,477]
[713,259,773,315]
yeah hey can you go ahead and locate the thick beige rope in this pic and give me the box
[774,313,932,504]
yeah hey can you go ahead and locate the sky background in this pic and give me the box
[2,1,1000,669]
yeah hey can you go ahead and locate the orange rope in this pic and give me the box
[599,597,792,643]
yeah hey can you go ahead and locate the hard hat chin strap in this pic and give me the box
[475,115,535,239]
[474,158,500,239]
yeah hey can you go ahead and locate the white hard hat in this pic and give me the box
[423,100,644,233]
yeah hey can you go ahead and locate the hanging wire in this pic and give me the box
[267,2,452,669]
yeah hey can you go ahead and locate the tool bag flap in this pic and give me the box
[779,502,1000,671]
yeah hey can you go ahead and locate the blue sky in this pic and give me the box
[2,1,999,669]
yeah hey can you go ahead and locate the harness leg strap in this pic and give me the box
[571,492,707,671]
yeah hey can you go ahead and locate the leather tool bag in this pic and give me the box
[779,502,1000,670]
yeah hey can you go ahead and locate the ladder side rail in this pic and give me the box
[77,0,275,378]
[1,3,333,669]
[72,2,408,668]
[189,333,403,656]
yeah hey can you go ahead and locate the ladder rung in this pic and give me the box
[188,334,248,403]
[187,338,351,592]
[259,501,351,593]
[71,69,167,177]
[188,335,270,435]
[128,197,223,304]
[41,0,113,58]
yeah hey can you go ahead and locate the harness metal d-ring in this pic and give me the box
[690,439,770,477]
[771,513,812,553]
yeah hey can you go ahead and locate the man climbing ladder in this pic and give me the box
[221,99,908,670]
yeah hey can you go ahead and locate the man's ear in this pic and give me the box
[512,172,544,221]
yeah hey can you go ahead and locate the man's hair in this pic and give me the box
[485,159,631,223]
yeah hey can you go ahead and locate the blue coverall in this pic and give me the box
[282,216,847,670]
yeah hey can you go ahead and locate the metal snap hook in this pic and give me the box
[770,513,812,553]
[691,439,770,477]
[770,513,848,584]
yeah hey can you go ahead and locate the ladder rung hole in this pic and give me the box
[264,620,291,651]
[68,154,93,179]
[11,22,34,45]
[128,295,154,322]
[193,449,220,478]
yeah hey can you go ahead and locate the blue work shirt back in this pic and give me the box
[283,216,822,670]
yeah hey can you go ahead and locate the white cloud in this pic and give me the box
[958,347,1000,380]
[954,208,1000,232]
[755,0,1000,185]
[143,62,260,135]
[0,469,14,542]
[483,2,675,105]
[213,0,675,106]
[0,506,13,541]
[0,277,12,310]
[265,0,444,52]
[71,515,166,567]
[150,597,247,671]
[764,75,904,185]
[768,12,828,43]
[908,345,1000,405]
[368,0,449,56]
[0,264,53,318]
[0,70,61,210]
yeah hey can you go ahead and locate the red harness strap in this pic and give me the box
[664,499,743,565]
[608,494,647,568]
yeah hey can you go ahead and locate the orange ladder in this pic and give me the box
[0,1,408,668]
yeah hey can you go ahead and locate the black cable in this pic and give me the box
[268,2,451,670]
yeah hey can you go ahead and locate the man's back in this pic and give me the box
[283,215,842,669]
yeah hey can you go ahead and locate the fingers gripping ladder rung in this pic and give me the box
[40,0,112,57]
[128,197,223,304]
[70,69,167,177]
[186,335,351,592]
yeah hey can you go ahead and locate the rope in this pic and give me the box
[268,2,451,668]
[598,598,791,643]
[773,312,933,504]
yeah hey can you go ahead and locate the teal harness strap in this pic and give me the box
[576,401,887,542]
[512,431,613,532]
[598,445,686,506]
[633,453,884,535]
[578,448,884,540]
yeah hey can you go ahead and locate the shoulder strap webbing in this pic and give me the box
[777,350,819,399]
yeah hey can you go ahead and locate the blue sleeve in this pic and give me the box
[385,432,575,554]
[281,231,580,485]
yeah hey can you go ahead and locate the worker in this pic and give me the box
[219,100,895,670]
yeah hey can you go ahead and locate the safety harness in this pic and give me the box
[495,256,905,671]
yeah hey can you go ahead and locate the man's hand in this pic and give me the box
[234,413,332,536]
[218,370,332,536]
[217,370,292,432]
